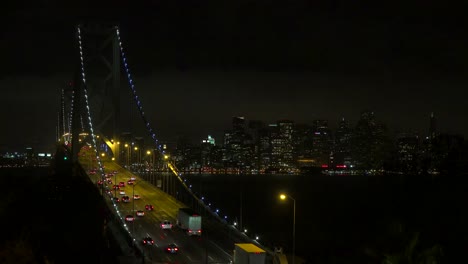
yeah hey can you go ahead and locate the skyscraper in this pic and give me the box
[277,120,294,169]
[396,133,420,173]
[311,120,331,166]
[232,116,246,135]
[351,110,390,171]
[334,118,352,166]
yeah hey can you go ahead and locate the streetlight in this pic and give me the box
[279,193,296,264]
[146,150,152,164]
[134,146,139,171]
[146,150,153,181]
[124,144,129,168]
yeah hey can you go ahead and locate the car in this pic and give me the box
[130,177,136,181]
[127,180,134,185]
[119,182,125,187]
[160,220,172,230]
[119,190,126,195]
[145,204,154,211]
[97,180,103,185]
[113,185,120,190]
[89,170,96,175]
[112,197,120,203]
[107,180,112,184]
[122,196,130,203]
[165,243,179,254]
[133,194,140,200]
[142,237,154,245]
[136,210,145,216]
[125,215,134,222]
[113,170,118,174]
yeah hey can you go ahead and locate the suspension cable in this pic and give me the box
[61,88,66,139]
[68,90,74,141]
[115,26,210,213]
[76,25,105,180]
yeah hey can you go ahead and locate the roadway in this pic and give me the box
[79,149,233,264]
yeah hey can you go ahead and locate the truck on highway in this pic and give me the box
[233,243,266,264]
[176,208,202,236]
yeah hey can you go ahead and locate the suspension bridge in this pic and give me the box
[54,22,277,263]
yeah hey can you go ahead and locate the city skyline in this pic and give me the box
[2,1,468,151]
[0,107,447,153]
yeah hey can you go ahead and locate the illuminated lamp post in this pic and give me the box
[124,144,130,168]
[279,193,296,264]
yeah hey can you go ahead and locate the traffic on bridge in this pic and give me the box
[79,146,246,263]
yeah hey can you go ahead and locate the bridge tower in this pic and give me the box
[71,22,121,162]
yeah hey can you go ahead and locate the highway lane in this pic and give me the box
[79,151,233,263]
[107,162,233,263]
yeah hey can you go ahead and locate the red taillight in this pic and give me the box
[198,230,202,233]
[143,241,146,244]
[175,248,178,251]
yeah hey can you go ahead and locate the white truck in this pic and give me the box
[176,208,202,236]
[233,243,266,264]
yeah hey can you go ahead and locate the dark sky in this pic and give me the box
[1,1,468,151]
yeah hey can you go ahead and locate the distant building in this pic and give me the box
[232,116,246,135]
[334,118,353,167]
[396,133,420,173]
[311,120,332,166]
[292,124,313,168]
[258,128,272,172]
[351,110,390,171]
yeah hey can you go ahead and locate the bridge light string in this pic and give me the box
[76,26,107,192]
[80,114,85,132]
[74,25,138,239]
[116,27,262,245]
[61,88,67,140]
[68,90,74,141]
[116,28,207,199]
[77,26,132,235]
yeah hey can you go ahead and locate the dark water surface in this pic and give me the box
[183,173,468,262]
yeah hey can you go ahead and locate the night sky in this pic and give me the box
[1,1,468,151]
